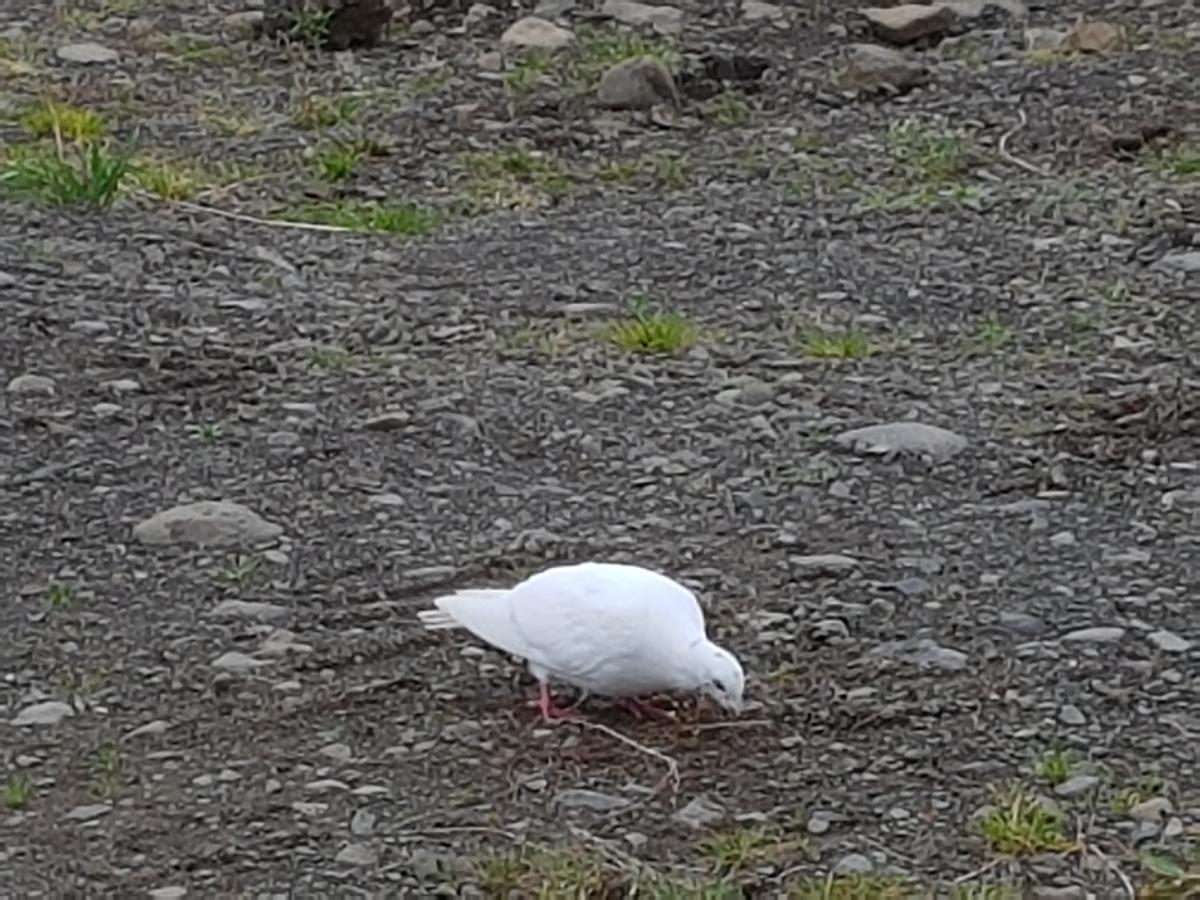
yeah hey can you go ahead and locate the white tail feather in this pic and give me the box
[417,588,527,659]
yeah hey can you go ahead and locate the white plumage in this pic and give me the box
[418,561,745,719]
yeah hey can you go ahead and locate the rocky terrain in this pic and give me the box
[1,0,1199,895]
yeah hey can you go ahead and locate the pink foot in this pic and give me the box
[527,683,585,722]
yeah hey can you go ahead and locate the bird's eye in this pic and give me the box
[712,679,726,692]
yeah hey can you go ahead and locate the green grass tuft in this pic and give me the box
[979,784,1071,856]
[801,328,873,360]
[21,101,107,141]
[1,140,132,208]
[603,299,697,354]
[281,201,442,235]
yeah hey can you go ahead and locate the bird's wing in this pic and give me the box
[420,588,531,659]
[507,562,707,687]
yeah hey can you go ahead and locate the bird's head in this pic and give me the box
[694,642,745,714]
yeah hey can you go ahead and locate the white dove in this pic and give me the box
[417,561,745,721]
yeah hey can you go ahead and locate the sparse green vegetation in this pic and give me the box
[166,35,236,68]
[463,147,573,208]
[90,744,122,800]
[1139,846,1200,894]
[801,327,873,360]
[504,52,553,108]
[978,784,1071,855]
[2,773,34,810]
[47,582,77,608]
[972,318,1011,354]
[1107,772,1164,814]
[650,153,690,191]
[310,346,354,372]
[603,299,698,354]
[1152,143,1200,178]
[886,119,974,184]
[476,849,613,896]
[314,142,366,181]
[283,6,333,47]
[21,101,108,141]
[567,27,678,90]
[952,885,1020,900]
[292,93,360,130]
[1032,748,1072,785]
[281,201,442,235]
[219,554,259,585]
[706,90,752,127]
[699,826,785,875]
[789,874,914,900]
[1,140,132,208]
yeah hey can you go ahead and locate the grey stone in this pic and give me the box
[133,500,283,547]
[207,599,290,622]
[1128,797,1172,822]
[832,852,874,874]
[1058,704,1086,726]
[1060,626,1125,644]
[599,0,683,35]
[791,553,860,573]
[806,810,835,834]
[223,10,265,37]
[860,4,956,45]
[834,422,967,460]
[499,16,573,50]
[335,842,378,866]
[1053,775,1099,797]
[673,794,724,829]
[534,0,576,17]
[7,373,57,395]
[1147,629,1192,653]
[1155,250,1200,272]
[350,809,377,836]
[362,411,411,431]
[741,0,785,23]
[869,637,968,671]
[554,788,630,812]
[211,651,270,673]
[125,719,170,739]
[843,42,926,92]
[12,701,75,726]
[597,56,679,110]
[1024,27,1067,51]
[57,42,119,63]
[1031,889,1086,900]
[65,803,111,821]
[147,889,188,900]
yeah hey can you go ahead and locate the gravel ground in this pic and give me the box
[2,0,1199,896]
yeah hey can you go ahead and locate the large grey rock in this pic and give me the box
[6,373,56,395]
[57,42,119,64]
[869,638,968,671]
[1060,626,1125,643]
[500,16,574,50]
[834,421,967,460]
[12,700,75,726]
[1155,250,1200,273]
[860,4,955,45]
[600,0,683,35]
[133,500,283,547]
[844,42,926,92]
[596,57,679,110]
[672,794,724,829]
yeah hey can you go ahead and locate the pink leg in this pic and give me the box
[528,683,584,722]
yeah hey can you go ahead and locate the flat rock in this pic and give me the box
[335,841,378,866]
[211,651,270,673]
[1054,774,1100,797]
[834,422,967,460]
[1155,250,1200,273]
[64,803,111,821]
[499,16,574,50]
[1128,797,1172,822]
[1024,26,1067,50]
[600,0,683,36]
[673,794,724,829]
[6,373,57,395]
[790,553,860,573]
[833,852,875,874]
[554,788,631,812]
[860,4,956,45]
[133,500,283,547]
[223,10,265,38]
[1060,626,1125,643]
[1064,19,1127,53]
[207,599,290,622]
[869,637,968,671]
[12,700,75,726]
[57,42,119,63]
[1147,629,1192,653]
[741,0,785,23]
[597,57,679,110]
[844,43,926,92]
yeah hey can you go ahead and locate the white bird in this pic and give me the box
[417,561,745,721]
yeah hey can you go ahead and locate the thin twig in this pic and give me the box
[688,718,772,732]
[998,110,1050,177]
[1085,842,1136,900]
[131,190,356,233]
[566,718,681,796]
[952,857,1002,884]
